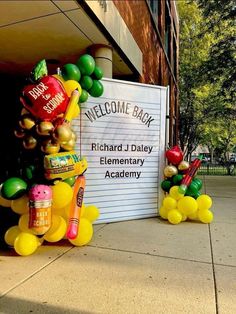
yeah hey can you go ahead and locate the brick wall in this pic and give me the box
[113,0,179,145]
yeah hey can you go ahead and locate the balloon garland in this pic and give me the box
[160,146,214,225]
[0,55,103,256]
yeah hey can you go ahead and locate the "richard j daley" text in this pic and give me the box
[91,143,153,154]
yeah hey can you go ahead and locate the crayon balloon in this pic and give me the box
[66,175,86,239]
[178,157,202,194]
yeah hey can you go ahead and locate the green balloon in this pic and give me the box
[186,189,201,199]
[63,176,76,186]
[61,63,81,81]
[172,174,183,185]
[80,75,93,91]
[192,178,202,190]
[193,191,201,199]
[92,66,103,80]
[1,177,27,200]
[76,54,95,76]
[89,80,104,97]
[188,181,199,194]
[79,89,89,103]
[23,165,35,181]
[161,180,172,192]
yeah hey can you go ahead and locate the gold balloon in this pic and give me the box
[60,139,75,151]
[41,138,60,154]
[164,165,178,178]
[19,115,36,130]
[23,135,37,150]
[36,121,54,136]
[14,128,25,138]
[71,130,77,142]
[178,160,190,171]
[53,124,72,144]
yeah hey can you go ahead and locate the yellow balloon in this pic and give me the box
[198,209,214,223]
[188,211,198,220]
[168,209,182,225]
[197,195,212,210]
[82,205,99,222]
[181,214,187,221]
[63,80,82,97]
[14,232,39,256]
[63,202,85,220]
[159,206,169,219]
[18,214,34,234]
[177,196,198,216]
[52,205,65,216]
[52,182,73,211]
[52,74,65,84]
[169,186,185,201]
[11,194,29,214]
[60,203,71,220]
[44,215,67,242]
[0,194,12,207]
[163,196,177,210]
[4,226,21,246]
[69,218,93,246]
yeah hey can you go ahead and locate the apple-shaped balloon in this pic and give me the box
[36,121,54,136]
[165,146,183,165]
[20,75,69,121]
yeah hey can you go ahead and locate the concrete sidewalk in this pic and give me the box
[0,176,235,314]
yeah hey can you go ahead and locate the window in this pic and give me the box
[148,0,158,15]
[147,0,159,25]
[164,3,171,61]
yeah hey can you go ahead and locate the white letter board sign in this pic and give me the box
[74,78,167,223]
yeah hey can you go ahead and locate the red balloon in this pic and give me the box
[165,146,183,165]
[20,76,69,121]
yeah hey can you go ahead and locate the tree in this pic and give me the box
[178,0,214,159]
[197,0,236,108]
[178,0,236,160]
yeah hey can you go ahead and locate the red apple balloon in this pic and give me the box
[165,146,183,165]
[20,76,69,121]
